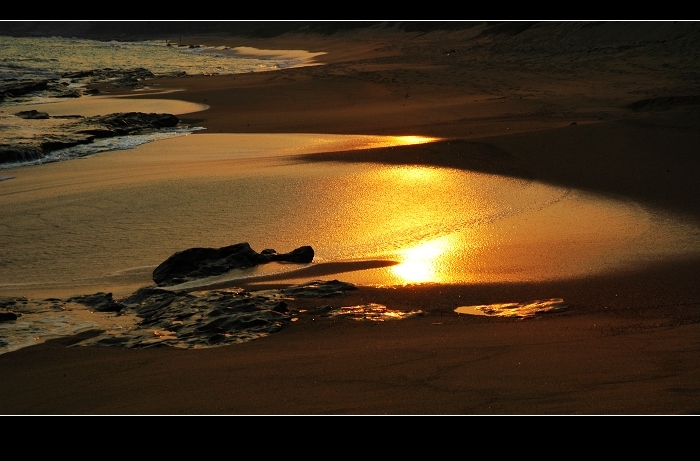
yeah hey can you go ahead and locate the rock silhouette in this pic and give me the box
[152,242,315,286]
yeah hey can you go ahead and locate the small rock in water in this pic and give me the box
[67,292,124,313]
[14,110,49,119]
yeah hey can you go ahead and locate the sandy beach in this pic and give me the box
[2,21,700,415]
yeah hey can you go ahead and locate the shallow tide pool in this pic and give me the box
[2,131,699,297]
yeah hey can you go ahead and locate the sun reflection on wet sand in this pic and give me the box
[454,298,570,319]
[4,131,700,298]
[391,236,453,284]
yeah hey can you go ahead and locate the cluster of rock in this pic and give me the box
[0,110,180,165]
[0,279,359,350]
[72,280,359,349]
[0,242,430,350]
[0,66,191,166]
[0,67,186,105]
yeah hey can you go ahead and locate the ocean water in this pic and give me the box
[0,35,320,169]
[0,35,310,85]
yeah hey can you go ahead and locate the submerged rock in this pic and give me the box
[0,111,180,165]
[2,277,423,352]
[77,287,293,349]
[0,79,51,102]
[152,242,315,286]
[67,292,124,313]
[278,280,357,298]
[14,110,49,119]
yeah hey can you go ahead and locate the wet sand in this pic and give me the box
[2,22,700,414]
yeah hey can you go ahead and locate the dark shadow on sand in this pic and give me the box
[178,259,400,292]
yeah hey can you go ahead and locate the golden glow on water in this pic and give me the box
[279,134,440,156]
[380,135,442,147]
[391,236,453,284]
[326,303,424,321]
[3,132,700,297]
[454,299,570,319]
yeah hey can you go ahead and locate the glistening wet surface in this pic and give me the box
[3,132,700,298]
[0,280,423,354]
[455,299,570,319]
[3,128,700,353]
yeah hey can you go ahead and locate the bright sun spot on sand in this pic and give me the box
[296,134,441,154]
[391,235,453,284]
[384,135,441,147]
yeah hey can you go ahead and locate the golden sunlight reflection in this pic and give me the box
[454,299,570,319]
[382,135,442,147]
[297,134,440,155]
[391,236,453,284]
[6,131,700,297]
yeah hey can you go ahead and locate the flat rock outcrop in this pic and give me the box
[3,279,360,350]
[0,68,179,104]
[152,242,315,286]
[0,111,180,165]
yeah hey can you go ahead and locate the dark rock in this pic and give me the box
[14,110,50,119]
[40,137,92,152]
[0,112,180,165]
[92,112,180,132]
[61,67,156,88]
[67,292,124,313]
[0,145,46,164]
[0,79,51,102]
[55,89,83,98]
[43,276,379,351]
[279,280,357,298]
[0,309,19,321]
[152,242,315,286]
[271,301,289,313]
[0,297,27,308]
[76,287,292,349]
[267,245,315,263]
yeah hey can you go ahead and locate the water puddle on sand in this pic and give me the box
[324,303,424,321]
[455,298,570,319]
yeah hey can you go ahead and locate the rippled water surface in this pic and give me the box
[0,35,310,84]
[3,133,699,295]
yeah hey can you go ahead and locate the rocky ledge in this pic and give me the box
[0,110,180,165]
[0,68,186,104]
[0,279,361,350]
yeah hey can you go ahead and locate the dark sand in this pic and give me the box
[3,22,700,415]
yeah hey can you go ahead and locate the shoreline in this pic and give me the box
[3,23,700,414]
